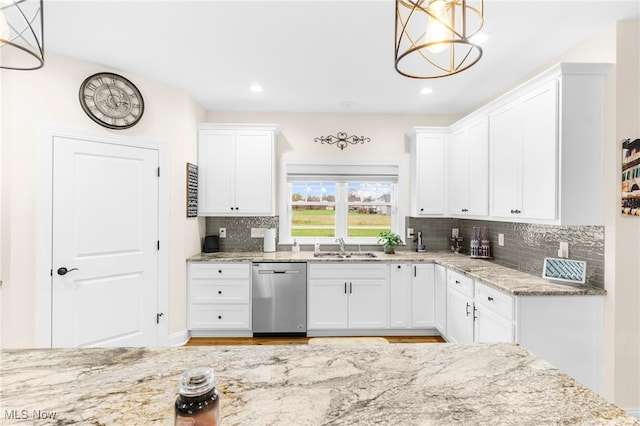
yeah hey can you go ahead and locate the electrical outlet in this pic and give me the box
[498,233,504,246]
[251,228,265,238]
[407,228,414,239]
[219,228,227,238]
[559,241,569,258]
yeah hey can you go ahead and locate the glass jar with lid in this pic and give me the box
[175,366,220,426]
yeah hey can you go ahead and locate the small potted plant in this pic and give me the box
[377,231,403,254]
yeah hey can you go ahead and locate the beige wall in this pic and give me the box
[0,52,205,347]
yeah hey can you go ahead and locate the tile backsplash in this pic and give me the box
[205,216,604,288]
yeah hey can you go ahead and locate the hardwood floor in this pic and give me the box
[186,335,445,346]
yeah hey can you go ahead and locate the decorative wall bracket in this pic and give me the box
[314,132,370,150]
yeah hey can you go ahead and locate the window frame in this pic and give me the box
[279,159,405,246]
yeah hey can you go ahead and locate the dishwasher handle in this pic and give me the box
[258,270,301,274]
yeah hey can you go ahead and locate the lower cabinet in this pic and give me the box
[411,264,436,328]
[389,264,412,328]
[188,262,251,334]
[434,264,447,336]
[444,267,602,393]
[308,263,389,330]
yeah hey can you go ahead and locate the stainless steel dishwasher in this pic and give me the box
[252,262,307,336]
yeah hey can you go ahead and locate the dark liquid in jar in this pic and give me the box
[175,387,219,426]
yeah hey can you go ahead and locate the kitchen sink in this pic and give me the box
[313,252,377,259]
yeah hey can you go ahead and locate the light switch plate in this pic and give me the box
[407,228,414,239]
[251,228,265,238]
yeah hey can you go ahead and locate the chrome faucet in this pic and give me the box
[336,237,346,254]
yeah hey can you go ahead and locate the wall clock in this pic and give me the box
[79,72,144,129]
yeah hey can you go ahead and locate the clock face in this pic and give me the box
[79,72,144,129]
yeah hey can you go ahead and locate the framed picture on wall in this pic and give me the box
[621,138,640,216]
[187,163,198,218]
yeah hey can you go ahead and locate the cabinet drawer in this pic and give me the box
[189,304,250,330]
[309,263,389,279]
[190,263,250,279]
[190,281,250,304]
[475,281,514,320]
[447,269,474,297]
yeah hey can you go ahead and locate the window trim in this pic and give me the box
[279,158,405,245]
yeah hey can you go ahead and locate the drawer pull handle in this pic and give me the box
[487,296,494,301]
[455,280,461,284]
[465,302,471,317]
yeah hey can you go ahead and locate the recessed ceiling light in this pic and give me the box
[419,87,433,95]
[249,84,263,93]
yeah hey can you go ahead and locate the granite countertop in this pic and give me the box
[1,343,635,425]
[187,251,606,296]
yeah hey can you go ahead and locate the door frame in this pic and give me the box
[35,127,169,348]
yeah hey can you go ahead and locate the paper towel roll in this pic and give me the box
[263,228,276,252]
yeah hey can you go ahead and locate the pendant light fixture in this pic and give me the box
[395,0,483,79]
[0,0,44,70]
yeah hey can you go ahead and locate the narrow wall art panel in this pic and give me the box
[622,138,640,216]
[187,163,198,218]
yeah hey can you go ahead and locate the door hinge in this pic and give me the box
[156,312,165,324]
[157,167,160,177]
[157,240,160,250]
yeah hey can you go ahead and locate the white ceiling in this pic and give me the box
[43,0,639,115]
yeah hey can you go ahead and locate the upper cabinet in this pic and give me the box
[449,116,489,217]
[198,124,278,216]
[489,63,610,225]
[408,128,447,216]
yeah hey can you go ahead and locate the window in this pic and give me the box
[280,160,404,244]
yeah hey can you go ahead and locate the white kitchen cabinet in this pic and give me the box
[490,81,557,221]
[308,263,389,331]
[408,128,447,216]
[448,116,489,217]
[188,263,251,334]
[473,281,514,343]
[445,269,474,343]
[389,264,412,328]
[434,264,447,336]
[488,63,610,224]
[411,264,435,328]
[198,124,278,216]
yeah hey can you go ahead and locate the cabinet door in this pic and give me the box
[446,287,474,343]
[234,131,274,215]
[490,102,521,218]
[389,264,411,328]
[434,264,447,335]
[348,279,388,328]
[415,134,446,215]
[198,130,235,214]
[474,304,514,343]
[448,128,469,215]
[411,264,435,328]
[307,279,348,329]
[520,81,558,220]
[466,117,489,216]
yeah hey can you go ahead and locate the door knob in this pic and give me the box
[57,267,79,276]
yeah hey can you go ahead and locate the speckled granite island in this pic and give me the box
[1,343,636,425]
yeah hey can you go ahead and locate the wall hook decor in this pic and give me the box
[315,132,370,150]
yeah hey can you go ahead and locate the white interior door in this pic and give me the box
[52,136,159,347]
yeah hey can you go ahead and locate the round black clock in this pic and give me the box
[79,72,144,129]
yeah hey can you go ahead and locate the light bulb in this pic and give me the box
[424,0,451,53]
[0,8,9,42]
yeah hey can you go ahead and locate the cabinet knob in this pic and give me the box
[487,296,494,301]
[218,270,222,274]
[218,290,222,295]
[397,265,401,269]
[235,207,239,210]
[420,208,424,212]
[218,315,222,320]
[230,207,234,211]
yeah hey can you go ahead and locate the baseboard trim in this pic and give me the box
[624,408,640,420]
[167,330,190,347]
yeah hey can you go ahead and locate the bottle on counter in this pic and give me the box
[314,240,321,254]
[175,366,220,426]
